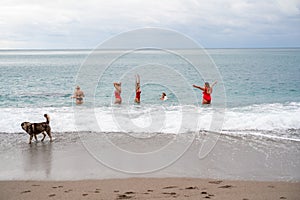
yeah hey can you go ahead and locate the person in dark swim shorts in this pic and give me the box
[71,85,85,105]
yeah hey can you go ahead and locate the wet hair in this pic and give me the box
[162,92,166,96]
[205,82,210,88]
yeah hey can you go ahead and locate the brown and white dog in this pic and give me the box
[21,114,53,144]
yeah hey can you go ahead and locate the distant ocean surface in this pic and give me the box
[0,49,299,141]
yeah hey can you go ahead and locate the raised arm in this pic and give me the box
[211,81,217,88]
[135,74,140,90]
[136,74,140,84]
[193,84,204,91]
[114,82,121,92]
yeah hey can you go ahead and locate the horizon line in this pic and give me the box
[0,47,300,51]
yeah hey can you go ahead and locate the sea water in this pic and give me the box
[1,48,300,180]
[0,49,299,137]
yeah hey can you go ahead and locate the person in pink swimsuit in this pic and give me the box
[113,82,122,104]
[193,81,217,104]
[135,74,141,103]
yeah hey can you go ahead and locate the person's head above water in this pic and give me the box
[160,92,168,101]
[205,82,210,88]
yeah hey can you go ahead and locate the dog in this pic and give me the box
[21,114,53,144]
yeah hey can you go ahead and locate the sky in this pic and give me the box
[0,0,299,49]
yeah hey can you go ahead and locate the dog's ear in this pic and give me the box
[21,122,24,126]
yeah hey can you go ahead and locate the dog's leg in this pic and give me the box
[46,128,53,142]
[34,135,38,141]
[41,132,46,142]
[29,135,33,144]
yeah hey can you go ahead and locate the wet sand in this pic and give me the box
[0,132,299,199]
[1,132,299,181]
[1,178,300,200]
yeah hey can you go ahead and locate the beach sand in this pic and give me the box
[1,178,300,200]
[1,132,300,199]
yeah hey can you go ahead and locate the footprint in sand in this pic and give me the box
[163,186,178,189]
[124,191,135,194]
[201,191,215,198]
[117,194,133,199]
[48,194,56,197]
[82,193,88,196]
[21,190,31,194]
[218,185,233,189]
[209,180,222,184]
[92,188,101,193]
[147,189,154,192]
[280,197,287,199]
[185,186,199,190]
[162,192,177,195]
[32,184,40,187]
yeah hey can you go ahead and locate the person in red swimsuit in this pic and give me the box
[135,74,141,103]
[113,82,122,104]
[193,81,217,104]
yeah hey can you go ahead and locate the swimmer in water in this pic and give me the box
[193,81,217,104]
[71,85,85,105]
[113,82,122,104]
[160,92,168,101]
[134,74,141,103]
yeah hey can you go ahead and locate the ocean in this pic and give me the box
[0,49,299,135]
[0,48,299,180]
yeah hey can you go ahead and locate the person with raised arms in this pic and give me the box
[193,81,217,104]
[113,82,122,104]
[134,74,141,103]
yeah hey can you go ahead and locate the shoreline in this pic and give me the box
[1,177,299,200]
[0,131,299,181]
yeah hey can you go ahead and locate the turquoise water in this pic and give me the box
[0,49,299,136]
[0,49,299,108]
[0,50,83,107]
[211,49,300,106]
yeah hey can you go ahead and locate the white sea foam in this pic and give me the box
[1,102,300,138]
[223,102,300,131]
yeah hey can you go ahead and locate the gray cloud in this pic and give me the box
[0,0,299,48]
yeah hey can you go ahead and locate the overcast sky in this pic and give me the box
[0,0,299,49]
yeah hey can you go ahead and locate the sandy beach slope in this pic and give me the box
[1,178,299,200]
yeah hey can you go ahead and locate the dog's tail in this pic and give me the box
[44,114,50,124]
